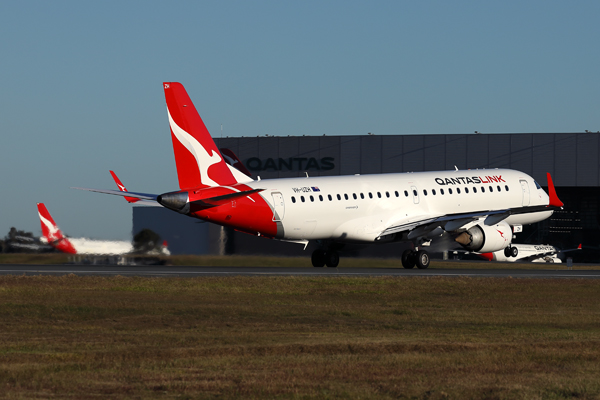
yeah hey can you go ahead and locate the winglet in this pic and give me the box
[110,170,141,203]
[546,173,563,208]
[37,203,77,254]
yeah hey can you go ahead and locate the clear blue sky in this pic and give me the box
[1,0,599,241]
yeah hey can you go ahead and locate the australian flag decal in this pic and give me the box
[311,186,320,192]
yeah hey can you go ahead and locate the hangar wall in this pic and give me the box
[215,133,600,186]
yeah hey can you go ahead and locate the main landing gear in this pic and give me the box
[504,245,518,258]
[311,248,340,268]
[402,249,430,269]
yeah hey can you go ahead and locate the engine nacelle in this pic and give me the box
[454,221,511,253]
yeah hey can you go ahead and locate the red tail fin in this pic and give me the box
[37,203,77,254]
[163,82,237,189]
[110,170,141,203]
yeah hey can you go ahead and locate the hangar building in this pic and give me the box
[133,132,600,261]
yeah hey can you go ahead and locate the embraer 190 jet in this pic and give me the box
[76,82,564,269]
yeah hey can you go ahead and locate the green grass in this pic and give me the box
[1,275,600,398]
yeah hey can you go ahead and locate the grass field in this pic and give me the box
[0,253,597,270]
[1,275,600,399]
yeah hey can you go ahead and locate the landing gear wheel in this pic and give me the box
[415,250,430,269]
[311,249,326,268]
[504,246,511,257]
[510,246,518,257]
[402,249,415,269]
[325,250,339,268]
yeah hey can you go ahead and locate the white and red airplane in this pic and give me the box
[37,203,134,255]
[75,82,564,268]
[478,243,581,263]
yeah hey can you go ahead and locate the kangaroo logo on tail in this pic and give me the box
[37,203,77,254]
[164,82,238,189]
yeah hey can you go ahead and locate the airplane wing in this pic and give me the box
[562,244,583,253]
[380,209,513,238]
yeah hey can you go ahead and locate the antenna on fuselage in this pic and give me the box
[454,165,458,171]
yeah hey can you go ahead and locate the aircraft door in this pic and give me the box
[272,192,285,221]
[520,180,530,206]
[411,186,420,204]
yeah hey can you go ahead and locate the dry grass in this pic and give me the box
[2,253,598,270]
[1,275,599,399]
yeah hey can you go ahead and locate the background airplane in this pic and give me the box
[478,243,582,263]
[37,203,169,256]
[76,82,564,269]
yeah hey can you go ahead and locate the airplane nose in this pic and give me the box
[157,191,189,212]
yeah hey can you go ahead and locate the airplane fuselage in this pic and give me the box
[184,168,551,244]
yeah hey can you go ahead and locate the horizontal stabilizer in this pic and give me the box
[72,187,158,201]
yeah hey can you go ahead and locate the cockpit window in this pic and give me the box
[534,181,541,190]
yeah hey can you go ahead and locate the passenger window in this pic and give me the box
[505,185,509,191]
[473,187,477,193]
[377,192,382,198]
[386,192,390,198]
[328,194,332,201]
[369,192,373,199]
[319,195,323,201]
[310,195,314,202]
[457,188,461,194]
[344,194,349,200]
[413,190,417,196]
[423,190,428,196]
[449,188,453,194]
[292,196,296,203]
[360,193,364,199]
[337,194,341,200]
[432,189,436,195]
[497,185,501,192]
[441,189,444,195]
[481,186,485,193]
[489,186,493,192]
[404,190,409,197]
[301,196,305,202]
[353,193,357,200]
[465,187,469,194]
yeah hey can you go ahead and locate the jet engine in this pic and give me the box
[454,221,511,253]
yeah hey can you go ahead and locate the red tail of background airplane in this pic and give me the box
[37,203,77,254]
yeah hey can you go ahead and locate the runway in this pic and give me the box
[1,264,600,278]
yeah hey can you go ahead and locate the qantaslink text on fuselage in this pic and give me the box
[434,175,506,186]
